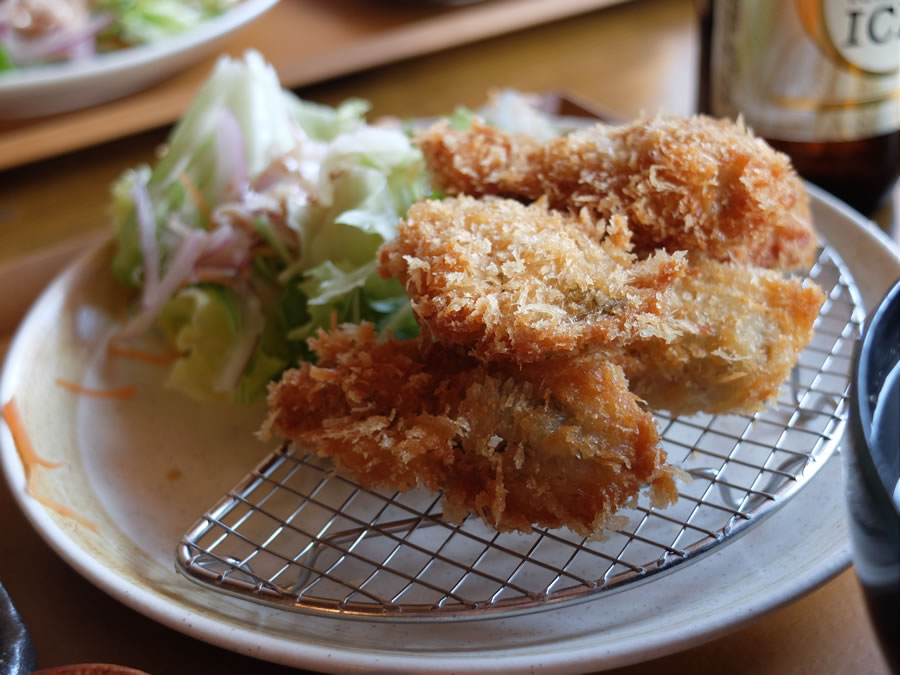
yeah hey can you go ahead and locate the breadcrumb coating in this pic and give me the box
[608,260,826,415]
[266,323,679,537]
[378,195,686,363]
[416,115,816,271]
[264,109,829,537]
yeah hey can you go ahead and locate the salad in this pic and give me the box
[109,50,565,403]
[0,0,241,71]
[110,50,428,403]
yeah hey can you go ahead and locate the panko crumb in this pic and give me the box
[416,114,817,271]
[266,323,679,537]
[378,195,686,363]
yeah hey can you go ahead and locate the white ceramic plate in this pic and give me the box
[0,0,279,119]
[1,186,898,674]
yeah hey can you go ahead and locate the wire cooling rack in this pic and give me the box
[176,243,864,621]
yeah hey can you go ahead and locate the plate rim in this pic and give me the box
[1,185,898,673]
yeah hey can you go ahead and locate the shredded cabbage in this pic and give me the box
[110,50,427,403]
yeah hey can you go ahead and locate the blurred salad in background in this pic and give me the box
[109,50,427,403]
[0,0,241,71]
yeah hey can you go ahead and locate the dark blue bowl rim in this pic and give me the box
[850,276,900,514]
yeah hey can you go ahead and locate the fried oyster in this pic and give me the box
[378,195,685,363]
[264,109,828,537]
[265,322,679,537]
[609,259,826,416]
[416,114,816,271]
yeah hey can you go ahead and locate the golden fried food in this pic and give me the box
[264,105,831,538]
[378,195,686,363]
[608,260,826,416]
[265,322,680,537]
[417,115,816,271]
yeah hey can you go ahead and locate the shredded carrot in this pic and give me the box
[178,172,212,223]
[2,398,98,532]
[107,342,179,367]
[29,492,99,531]
[2,399,63,476]
[55,378,138,399]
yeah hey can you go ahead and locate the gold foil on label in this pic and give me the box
[772,88,900,111]
[710,0,900,142]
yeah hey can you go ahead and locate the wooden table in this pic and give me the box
[0,0,895,673]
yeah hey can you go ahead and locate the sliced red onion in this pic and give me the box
[131,179,159,308]
[117,229,209,339]
[215,107,249,201]
[8,12,112,65]
[166,216,193,238]
[65,34,95,62]
[251,150,306,193]
[250,166,284,195]
[147,230,210,309]
[197,224,253,270]
[197,222,240,260]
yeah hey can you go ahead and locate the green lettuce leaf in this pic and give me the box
[156,285,243,403]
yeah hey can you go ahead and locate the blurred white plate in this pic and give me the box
[0,0,278,119]
[1,186,898,673]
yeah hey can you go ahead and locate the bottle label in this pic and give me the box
[710,0,900,142]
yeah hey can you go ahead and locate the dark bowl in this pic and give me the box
[847,276,900,673]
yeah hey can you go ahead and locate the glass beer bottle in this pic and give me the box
[699,0,900,216]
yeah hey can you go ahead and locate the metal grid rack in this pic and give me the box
[177,244,864,621]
